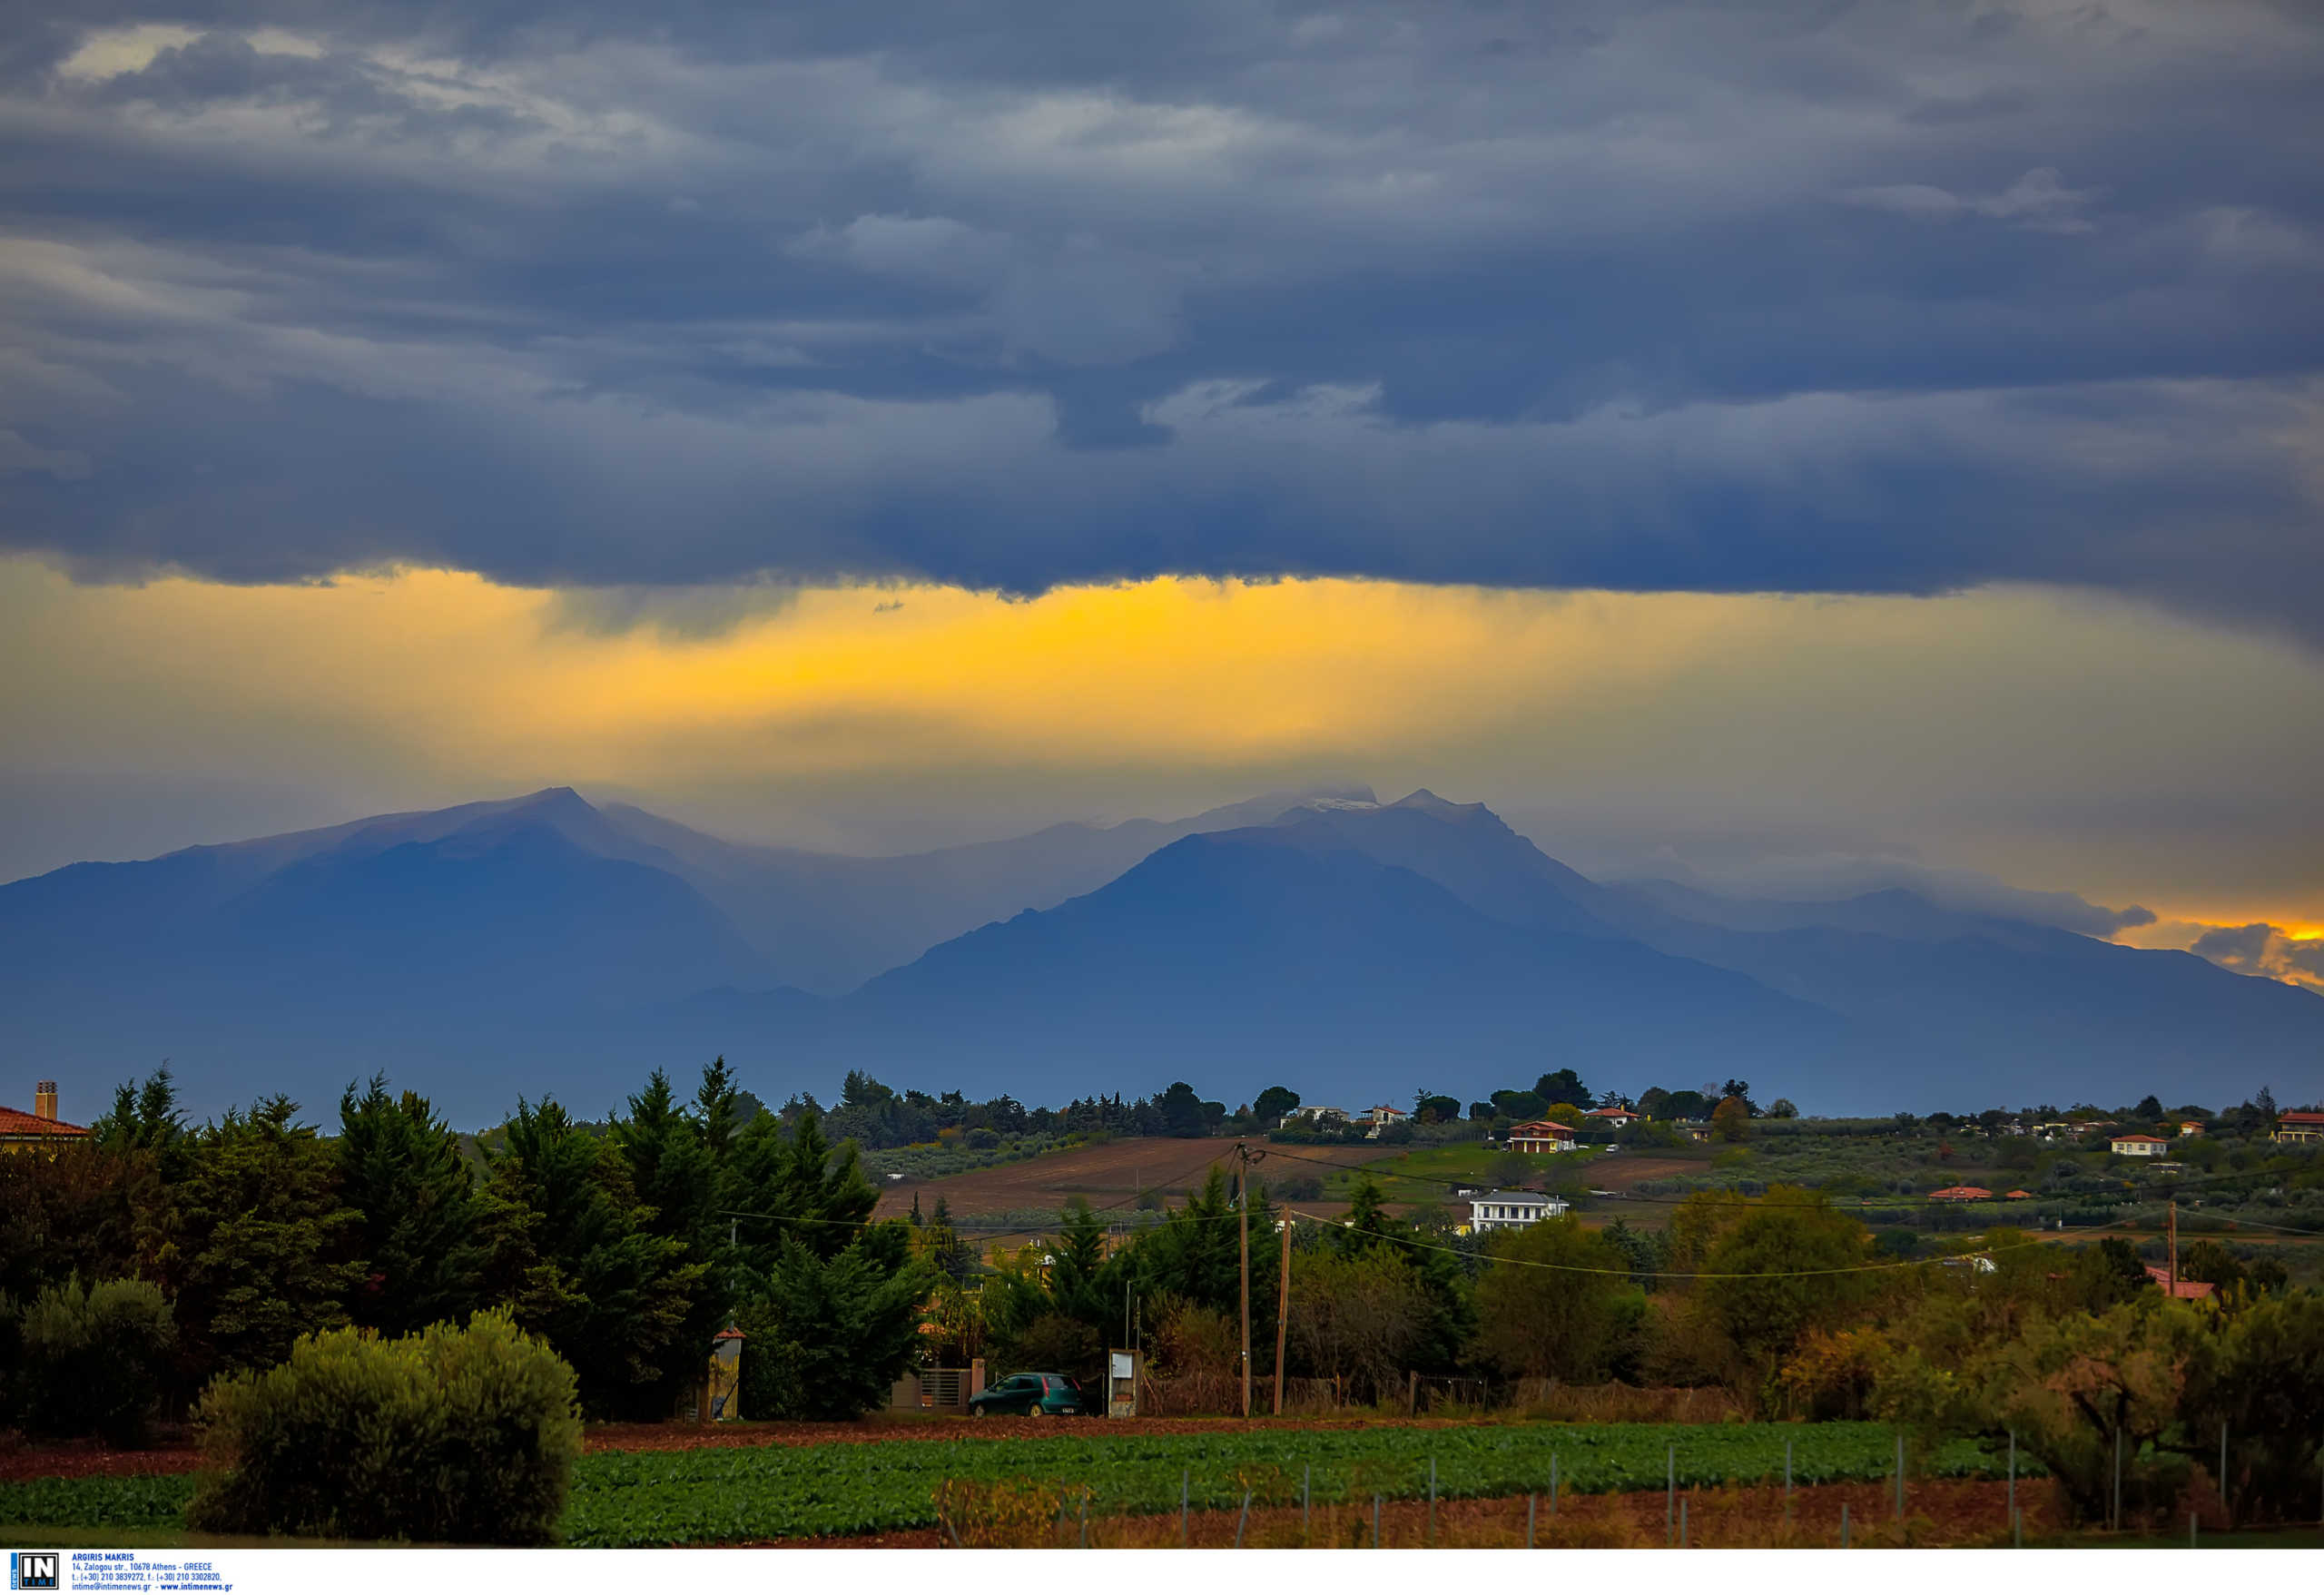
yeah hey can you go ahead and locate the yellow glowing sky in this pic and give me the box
[3,555,2320,978]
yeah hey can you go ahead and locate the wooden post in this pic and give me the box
[2007,1429,2015,1526]
[1895,1430,1905,1521]
[1551,1450,1559,1513]
[2220,1422,2229,1529]
[1238,1144,1252,1418]
[2112,1425,2122,1531]
[1407,1368,1418,1415]
[1527,1493,1536,1549]
[1275,1216,1291,1416]
[1666,1442,1675,1545]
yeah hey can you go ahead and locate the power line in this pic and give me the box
[1275,1202,2143,1281]
[1254,1138,2323,1213]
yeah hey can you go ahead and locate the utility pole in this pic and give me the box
[1274,1213,1291,1415]
[2168,1197,2179,1295]
[1237,1141,1253,1417]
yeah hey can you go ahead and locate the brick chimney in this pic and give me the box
[34,1080,57,1122]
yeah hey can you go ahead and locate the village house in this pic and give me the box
[2273,1110,2324,1147]
[2111,1133,2170,1157]
[1505,1118,1578,1154]
[1464,1189,1571,1232]
[1354,1105,1410,1138]
[2178,1119,2206,1137]
[1581,1106,1640,1130]
[1928,1185,1994,1202]
[1285,1105,1350,1127]
[0,1082,91,1156]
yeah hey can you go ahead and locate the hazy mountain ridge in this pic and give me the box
[5,783,2319,1122]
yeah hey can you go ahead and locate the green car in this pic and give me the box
[968,1371,1089,1418]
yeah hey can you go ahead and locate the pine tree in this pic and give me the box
[720,1108,928,1420]
[477,1097,708,1417]
[337,1075,481,1337]
[172,1096,364,1386]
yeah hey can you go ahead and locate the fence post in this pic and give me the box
[1181,1467,1189,1547]
[2112,1425,2123,1532]
[2007,1429,2015,1528]
[1679,1496,1688,1549]
[1551,1450,1559,1513]
[1527,1493,1536,1549]
[1373,1493,1381,1548]
[1079,1488,1089,1549]
[1841,1501,1849,1549]
[1666,1442,1675,1546]
[1303,1462,1311,1533]
[2219,1422,2229,1529]
[1784,1436,1792,1524]
[1235,1492,1252,1549]
[1428,1456,1437,1545]
[1407,1370,1418,1414]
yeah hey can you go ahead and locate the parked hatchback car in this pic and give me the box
[968,1372,1088,1418]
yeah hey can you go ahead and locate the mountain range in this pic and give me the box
[5,785,2319,1124]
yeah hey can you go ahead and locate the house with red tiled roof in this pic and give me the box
[1928,1185,1994,1202]
[1507,1119,1578,1154]
[2111,1133,2169,1157]
[2005,1188,2034,1200]
[0,1081,91,1155]
[1581,1107,1640,1129]
[2274,1111,2324,1147]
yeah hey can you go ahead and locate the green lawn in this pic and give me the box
[0,1420,2029,1546]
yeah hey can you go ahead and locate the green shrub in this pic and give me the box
[15,1275,175,1445]
[186,1309,581,1545]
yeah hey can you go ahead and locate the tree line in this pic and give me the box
[0,1061,929,1429]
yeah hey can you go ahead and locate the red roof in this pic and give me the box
[1928,1186,1994,1201]
[2005,1189,2034,1199]
[0,1106,89,1138]
[2111,1134,2168,1144]
[2280,1110,2324,1126]
[1582,1107,1637,1118]
[2144,1265,2216,1300]
[1509,1120,1577,1137]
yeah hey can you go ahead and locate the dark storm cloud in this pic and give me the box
[2,1,2320,633]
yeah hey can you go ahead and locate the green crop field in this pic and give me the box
[0,1421,2028,1546]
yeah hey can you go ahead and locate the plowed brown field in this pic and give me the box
[872,1136,1399,1228]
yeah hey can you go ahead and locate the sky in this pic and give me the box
[1,3,2319,989]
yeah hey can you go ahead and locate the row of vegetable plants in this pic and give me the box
[0,1421,2032,1546]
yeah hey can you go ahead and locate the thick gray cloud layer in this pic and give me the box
[3,2,2320,633]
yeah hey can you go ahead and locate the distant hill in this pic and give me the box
[596,784,1377,995]
[5,784,2319,1124]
